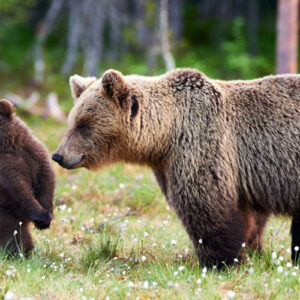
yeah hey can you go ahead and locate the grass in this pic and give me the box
[0,117,298,300]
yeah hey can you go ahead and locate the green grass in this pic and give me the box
[0,118,299,300]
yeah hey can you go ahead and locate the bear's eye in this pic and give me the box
[77,122,89,131]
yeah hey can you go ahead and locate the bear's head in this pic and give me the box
[53,70,142,170]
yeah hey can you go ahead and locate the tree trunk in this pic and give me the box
[34,0,64,82]
[276,0,299,74]
[61,0,82,74]
[247,0,259,56]
[160,0,175,71]
[169,0,183,42]
[107,3,122,61]
[82,0,105,76]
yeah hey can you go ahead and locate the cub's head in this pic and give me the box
[0,99,14,120]
[53,70,142,170]
[0,99,14,129]
[0,99,19,151]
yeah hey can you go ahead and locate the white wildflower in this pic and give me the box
[4,291,15,300]
[227,290,236,299]
[277,266,283,273]
[142,281,149,289]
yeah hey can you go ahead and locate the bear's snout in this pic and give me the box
[52,153,64,165]
[52,151,84,169]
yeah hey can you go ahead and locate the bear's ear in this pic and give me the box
[69,75,97,100]
[101,69,129,108]
[0,99,14,118]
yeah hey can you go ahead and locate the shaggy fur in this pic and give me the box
[53,68,300,267]
[0,99,55,255]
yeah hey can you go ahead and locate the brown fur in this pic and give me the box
[0,99,55,255]
[54,69,300,267]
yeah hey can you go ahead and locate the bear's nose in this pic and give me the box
[52,153,63,165]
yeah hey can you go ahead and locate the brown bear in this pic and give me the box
[53,68,300,267]
[0,99,55,255]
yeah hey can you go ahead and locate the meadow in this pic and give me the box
[0,111,299,300]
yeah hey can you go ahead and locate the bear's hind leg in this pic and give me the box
[245,212,269,252]
[0,212,33,256]
[291,217,300,264]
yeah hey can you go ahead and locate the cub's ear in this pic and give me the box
[0,99,14,118]
[69,75,97,100]
[102,70,129,108]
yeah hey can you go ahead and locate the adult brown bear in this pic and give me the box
[0,99,55,255]
[53,69,300,267]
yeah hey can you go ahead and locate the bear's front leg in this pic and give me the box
[170,177,247,268]
[184,208,247,268]
[1,174,52,230]
[35,161,55,214]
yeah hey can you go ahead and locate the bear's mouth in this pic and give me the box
[65,155,85,169]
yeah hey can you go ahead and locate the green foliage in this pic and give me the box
[221,18,272,79]
[0,0,35,17]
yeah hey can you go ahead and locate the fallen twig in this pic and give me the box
[94,211,137,231]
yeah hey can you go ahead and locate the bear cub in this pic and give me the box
[0,99,55,255]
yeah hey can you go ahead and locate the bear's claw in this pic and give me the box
[30,212,53,230]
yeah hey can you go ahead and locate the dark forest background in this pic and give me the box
[0,0,297,115]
